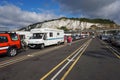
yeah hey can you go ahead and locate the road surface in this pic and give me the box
[0,38,120,80]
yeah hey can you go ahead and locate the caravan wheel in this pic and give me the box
[57,42,61,45]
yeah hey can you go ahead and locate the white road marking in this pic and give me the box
[51,40,90,80]
[27,54,34,57]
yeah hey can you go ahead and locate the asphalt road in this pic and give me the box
[0,38,120,80]
[65,38,120,80]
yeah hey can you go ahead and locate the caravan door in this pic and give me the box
[45,32,54,46]
[43,33,49,46]
[44,32,57,46]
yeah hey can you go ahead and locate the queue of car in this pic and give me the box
[99,33,120,47]
[111,35,120,46]
[0,27,119,58]
[0,28,91,57]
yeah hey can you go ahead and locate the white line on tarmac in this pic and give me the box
[51,39,90,80]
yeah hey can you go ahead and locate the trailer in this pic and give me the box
[16,31,32,45]
[28,28,64,48]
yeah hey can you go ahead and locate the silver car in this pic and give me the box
[111,35,120,47]
[101,35,109,41]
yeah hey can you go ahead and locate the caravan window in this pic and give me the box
[49,32,53,37]
[31,33,44,39]
[20,35,25,39]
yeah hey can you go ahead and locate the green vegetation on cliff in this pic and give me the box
[59,17,115,24]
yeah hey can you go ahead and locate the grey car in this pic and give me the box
[111,35,120,47]
[101,35,109,41]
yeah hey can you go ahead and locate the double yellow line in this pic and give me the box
[0,45,64,69]
[106,46,120,59]
[0,37,85,69]
[0,55,32,68]
[61,39,91,80]
[99,39,120,59]
[40,39,92,80]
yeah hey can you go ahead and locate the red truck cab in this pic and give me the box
[0,32,21,57]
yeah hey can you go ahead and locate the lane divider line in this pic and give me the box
[106,46,120,59]
[99,39,120,59]
[40,42,85,80]
[0,44,65,69]
[61,39,91,80]
[0,38,87,69]
[40,39,92,80]
[51,40,90,80]
[0,56,31,68]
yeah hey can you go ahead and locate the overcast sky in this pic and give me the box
[0,0,120,30]
[58,0,120,23]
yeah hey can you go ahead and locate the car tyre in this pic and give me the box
[7,48,17,57]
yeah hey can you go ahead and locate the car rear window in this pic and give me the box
[0,36,8,43]
[9,33,19,41]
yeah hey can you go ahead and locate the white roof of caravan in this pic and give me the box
[31,28,64,33]
[16,31,31,35]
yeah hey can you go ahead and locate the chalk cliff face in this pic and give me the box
[40,19,105,30]
[20,18,115,31]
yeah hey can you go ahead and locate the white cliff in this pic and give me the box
[36,19,104,30]
[21,18,115,31]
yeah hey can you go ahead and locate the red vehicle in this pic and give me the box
[0,31,21,57]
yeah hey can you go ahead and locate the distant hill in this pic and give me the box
[18,17,117,31]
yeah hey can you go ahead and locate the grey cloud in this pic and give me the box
[58,0,120,24]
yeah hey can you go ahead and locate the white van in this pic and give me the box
[16,31,32,45]
[28,28,64,48]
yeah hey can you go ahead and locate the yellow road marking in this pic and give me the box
[0,45,64,69]
[0,39,86,69]
[0,56,30,68]
[99,39,120,59]
[40,43,84,80]
[106,46,120,59]
[40,39,91,80]
[0,44,74,70]
[61,39,91,80]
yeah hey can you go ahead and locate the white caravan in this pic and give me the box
[16,31,32,45]
[28,28,64,48]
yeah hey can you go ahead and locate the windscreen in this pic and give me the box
[30,33,44,39]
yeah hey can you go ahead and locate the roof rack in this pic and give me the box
[0,31,16,34]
